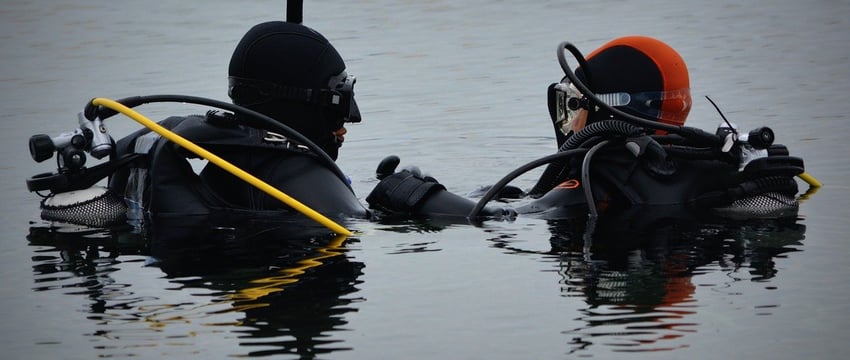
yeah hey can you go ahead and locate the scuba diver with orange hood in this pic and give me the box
[367,36,814,221]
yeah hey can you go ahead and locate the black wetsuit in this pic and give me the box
[108,113,369,231]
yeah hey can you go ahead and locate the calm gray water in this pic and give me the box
[2,0,849,359]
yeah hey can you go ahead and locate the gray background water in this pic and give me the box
[2,0,849,359]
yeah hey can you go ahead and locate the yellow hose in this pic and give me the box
[91,97,352,236]
[798,172,822,188]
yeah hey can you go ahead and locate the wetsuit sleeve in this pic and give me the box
[366,170,513,220]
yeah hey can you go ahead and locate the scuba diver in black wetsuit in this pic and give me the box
[25,19,370,233]
[108,21,370,227]
[367,36,814,222]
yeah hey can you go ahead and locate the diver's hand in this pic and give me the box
[376,155,401,180]
[375,155,438,182]
[367,156,445,214]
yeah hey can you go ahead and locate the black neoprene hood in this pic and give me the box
[227,21,355,160]
[229,21,345,89]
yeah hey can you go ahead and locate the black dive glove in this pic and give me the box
[366,156,446,215]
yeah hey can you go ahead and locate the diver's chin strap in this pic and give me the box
[26,153,143,194]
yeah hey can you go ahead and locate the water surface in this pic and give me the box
[1,0,849,359]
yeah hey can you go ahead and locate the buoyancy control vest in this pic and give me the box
[108,112,369,225]
[519,122,804,220]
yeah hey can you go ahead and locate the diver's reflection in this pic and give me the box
[546,208,805,354]
[27,219,364,358]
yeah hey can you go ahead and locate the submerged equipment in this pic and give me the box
[27,95,353,235]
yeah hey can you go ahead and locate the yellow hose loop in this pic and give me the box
[91,97,352,236]
[798,172,822,188]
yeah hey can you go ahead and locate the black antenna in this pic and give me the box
[287,0,303,24]
[705,95,737,135]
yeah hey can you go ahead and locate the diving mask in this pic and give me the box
[228,70,360,127]
[551,79,692,134]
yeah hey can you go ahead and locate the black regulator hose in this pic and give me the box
[581,140,611,218]
[468,148,589,219]
[563,40,593,89]
[560,120,643,151]
[528,120,641,197]
[556,41,722,147]
[83,94,351,191]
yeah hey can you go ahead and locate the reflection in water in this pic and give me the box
[491,208,806,355]
[27,221,364,358]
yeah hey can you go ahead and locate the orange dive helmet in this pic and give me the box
[550,36,692,135]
